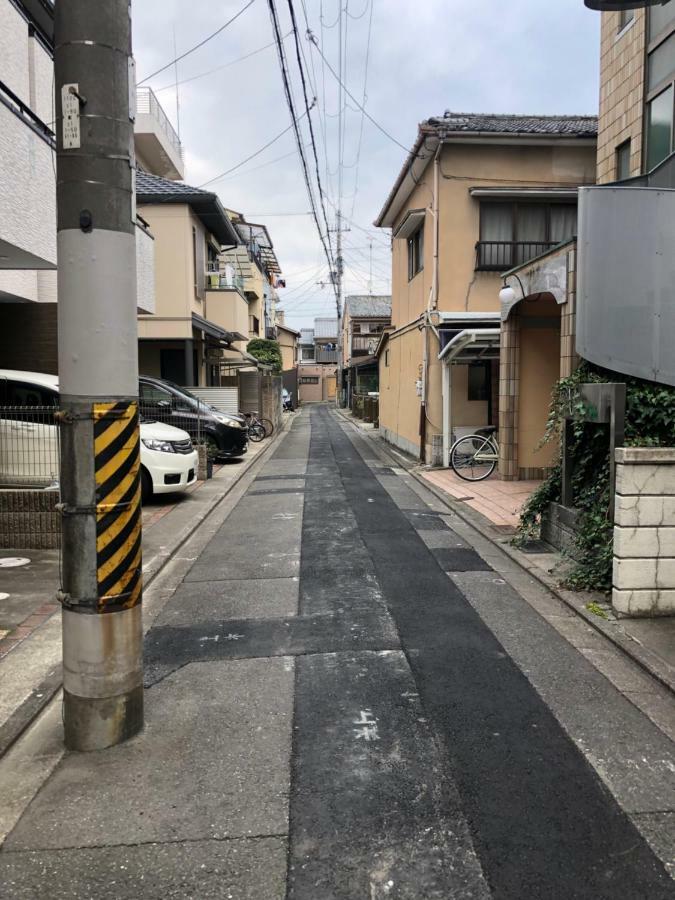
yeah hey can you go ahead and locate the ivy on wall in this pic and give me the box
[517,362,675,592]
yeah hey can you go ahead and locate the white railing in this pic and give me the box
[136,87,183,160]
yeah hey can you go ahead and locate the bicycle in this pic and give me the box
[243,411,274,441]
[450,427,499,481]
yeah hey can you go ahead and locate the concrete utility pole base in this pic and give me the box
[62,606,144,751]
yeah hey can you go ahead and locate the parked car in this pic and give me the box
[0,370,198,501]
[139,375,248,459]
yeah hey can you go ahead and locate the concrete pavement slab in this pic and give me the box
[5,657,293,850]
[154,577,300,626]
[1,836,287,900]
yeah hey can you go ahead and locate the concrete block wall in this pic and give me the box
[0,490,60,549]
[613,447,675,616]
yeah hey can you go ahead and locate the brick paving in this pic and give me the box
[421,469,541,530]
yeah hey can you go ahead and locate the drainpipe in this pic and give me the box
[419,143,442,462]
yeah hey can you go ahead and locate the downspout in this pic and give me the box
[419,142,442,462]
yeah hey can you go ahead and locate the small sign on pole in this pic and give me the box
[61,84,81,149]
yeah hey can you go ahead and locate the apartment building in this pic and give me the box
[298,318,338,402]
[374,111,597,467]
[0,0,172,373]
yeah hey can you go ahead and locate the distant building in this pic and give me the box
[341,295,391,405]
[298,318,338,402]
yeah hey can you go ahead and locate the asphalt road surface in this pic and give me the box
[2,405,673,899]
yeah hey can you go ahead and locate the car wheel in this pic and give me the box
[141,467,153,504]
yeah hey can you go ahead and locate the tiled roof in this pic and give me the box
[314,317,338,338]
[136,172,239,246]
[345,295,392,318]
[425,112,598,138]
[136,171,212,199]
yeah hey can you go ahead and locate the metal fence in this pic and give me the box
[0,406,61,487]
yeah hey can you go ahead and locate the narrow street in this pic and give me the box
[2,405,674,898]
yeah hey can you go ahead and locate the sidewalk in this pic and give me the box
[338,409,675,699]
[0,424,288,759]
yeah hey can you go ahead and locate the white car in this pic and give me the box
[0,370,198,501]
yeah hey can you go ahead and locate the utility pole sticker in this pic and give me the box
[61,84,81,149]
[353,709,380,742]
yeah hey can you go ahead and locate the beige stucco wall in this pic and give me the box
[205,289,249,338]
[381,139,595,460]
[298,364,337,402]
[277,327,298,371]
[597,10,646,183]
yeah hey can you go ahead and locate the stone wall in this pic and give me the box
[0,490,60,549]
[613,447,675,616]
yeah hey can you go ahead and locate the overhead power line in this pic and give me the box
[153,32,290,93]
[266,0,338,307]
[138,0,257,84]
[198,109,309,187]
[307,29,419,157]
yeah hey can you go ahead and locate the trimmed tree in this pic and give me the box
[247,338,283,374]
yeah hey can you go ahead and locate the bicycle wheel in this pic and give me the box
[248,423,266,443]
[259,417,274,437]
[450,435,497,481]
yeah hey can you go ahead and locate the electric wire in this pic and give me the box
[286,0,335,262]
[266,0,339,308]
[138,0,257,84]
[348,0,373,219]
[153,33,290,93]
[197,110,309,187]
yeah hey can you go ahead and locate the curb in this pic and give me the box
[0,417,291,760]
[335,409,675,698]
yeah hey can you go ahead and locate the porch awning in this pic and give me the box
[438,328,500,364]
[393,209,425,240]
[192,313,234,343]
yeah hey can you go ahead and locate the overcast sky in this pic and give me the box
[133,0,600,329]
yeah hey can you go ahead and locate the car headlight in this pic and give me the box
[214,414,243,429]
[142,438,175,453]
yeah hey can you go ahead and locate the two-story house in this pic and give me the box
[496,1,675,481]
[297,318,338,402]
[374,111,597,468]
[136,173,244,387]
[342,295,391,404]
[220,214,281,344]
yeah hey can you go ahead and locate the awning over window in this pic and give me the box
[469,187,578,200]
[393,209,425,240]
[438,328,501,364]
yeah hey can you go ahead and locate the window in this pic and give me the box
[250,315,260,334]
[192,227,198,293]
[467,364,489,402]
[300,376,319,384]
[384,349,390,367]
[650,2,675,42]
[477,201,577,270]
[615,139,631,180]
[301,347,315,361]
[407,225,424,281]
[618,8,633,32]
[647,85,674,170]
[140,382,173,406]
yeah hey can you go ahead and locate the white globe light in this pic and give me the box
[499,285,516,305]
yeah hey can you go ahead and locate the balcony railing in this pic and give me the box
[475,241,559,272]
[136,87,183,161]
[316,348,338,363]
[205,265,245,293]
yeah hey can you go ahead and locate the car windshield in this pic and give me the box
[159,379,216,413]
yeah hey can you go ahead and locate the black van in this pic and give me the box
[139,376,248,458]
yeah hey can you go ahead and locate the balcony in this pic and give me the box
[475,241,559,272]
[135,87,184,180]
[351,334,380,357]
[577,184,675,388]
[205,263,245,294]
[316,348,338,364]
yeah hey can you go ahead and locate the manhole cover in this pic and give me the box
[0,557,31,568]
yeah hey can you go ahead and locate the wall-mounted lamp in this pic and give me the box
[498,273,526,307]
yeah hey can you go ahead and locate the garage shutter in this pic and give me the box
[188,387,239,415]
[239,372,260,414]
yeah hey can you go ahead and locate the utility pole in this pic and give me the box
[336,207,344,407]
[55,0,143,750]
